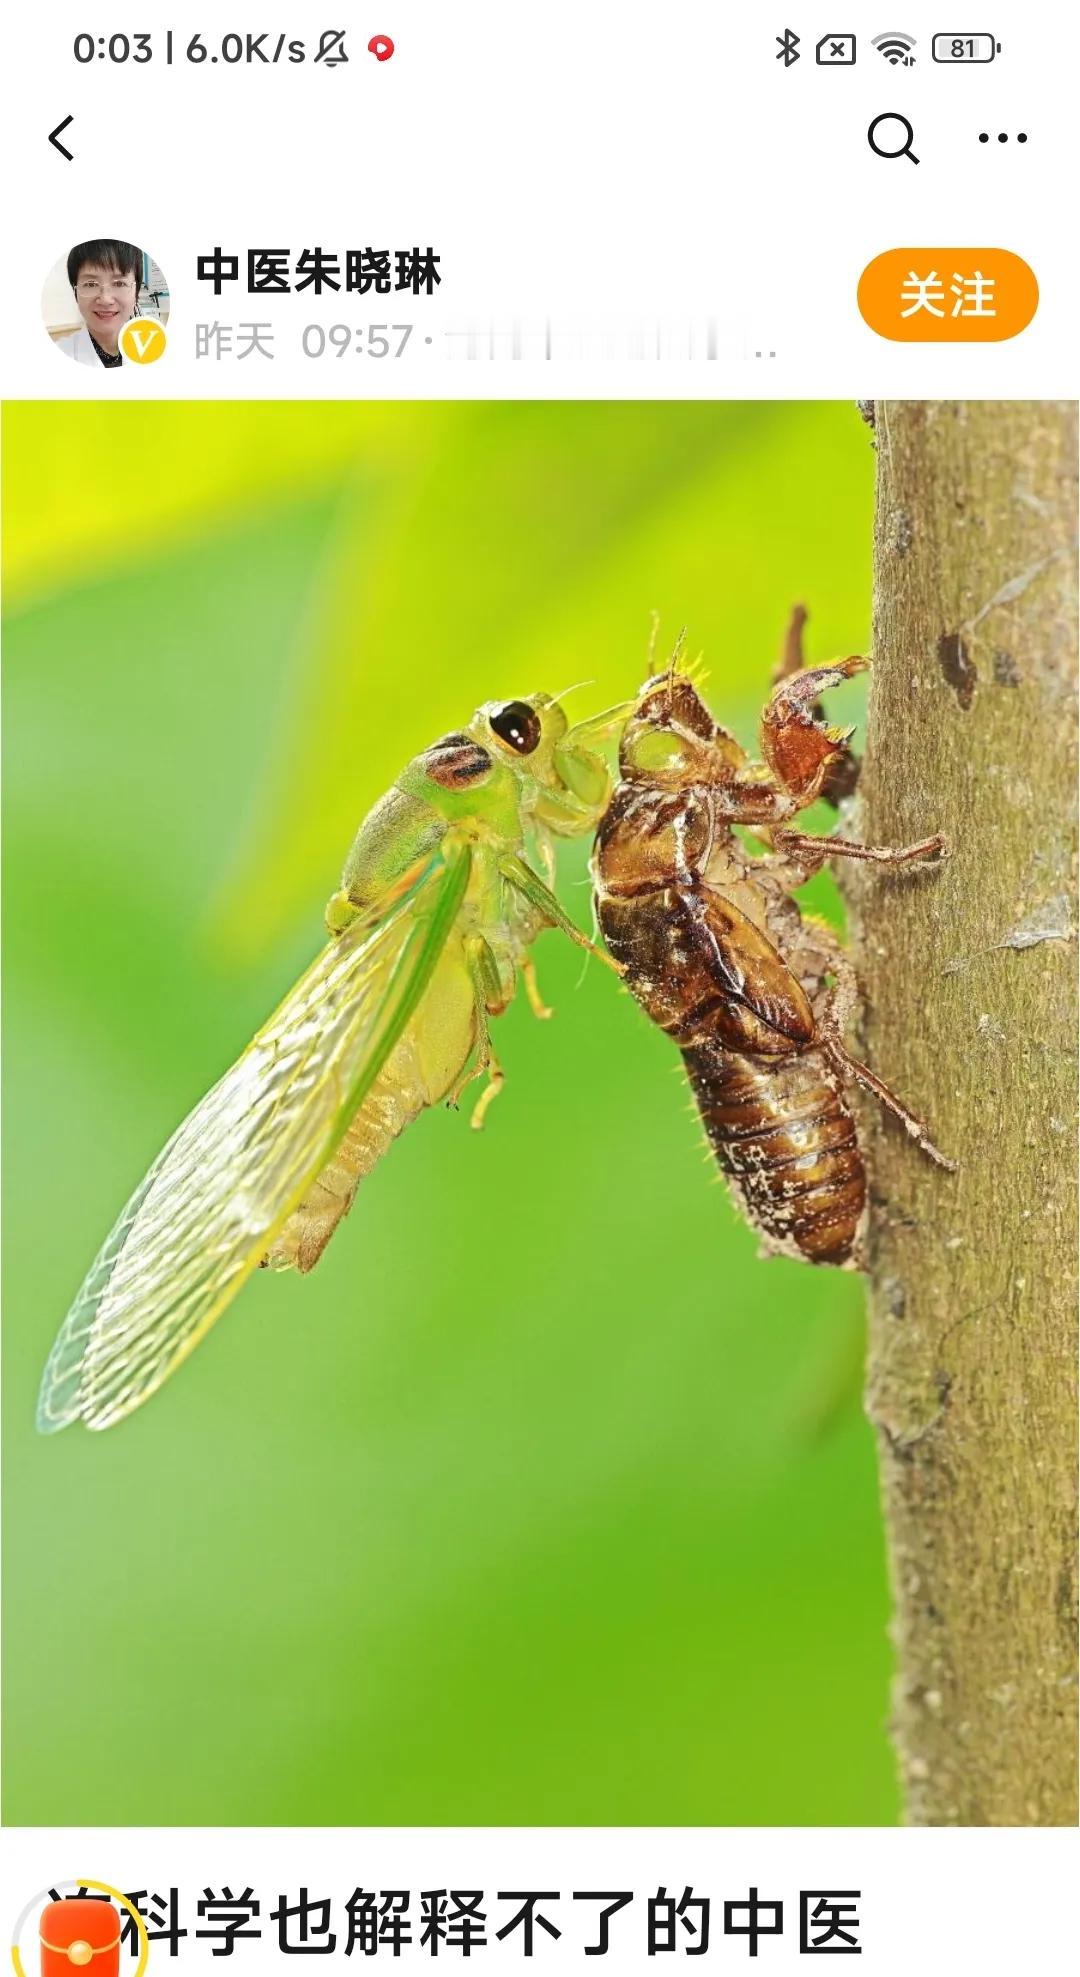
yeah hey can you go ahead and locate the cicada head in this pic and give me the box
[619,670,745,787]
[397,691,617,845]
[470,692,629,839]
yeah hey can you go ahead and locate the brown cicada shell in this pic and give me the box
[592,618,952,1268]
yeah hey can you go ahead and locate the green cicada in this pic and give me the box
[37,693,628,1433]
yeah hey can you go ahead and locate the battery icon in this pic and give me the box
[932,34,1001,61]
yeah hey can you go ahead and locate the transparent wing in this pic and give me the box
[38,844,471,1432]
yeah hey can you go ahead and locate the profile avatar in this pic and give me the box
[46,238,169,369]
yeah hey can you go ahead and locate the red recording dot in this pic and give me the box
[368,35,395,61]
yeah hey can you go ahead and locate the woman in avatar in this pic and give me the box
[59,238,144,368]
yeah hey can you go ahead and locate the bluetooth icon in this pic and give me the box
[776,28,801,66]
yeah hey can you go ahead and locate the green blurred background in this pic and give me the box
[2,401,895,1826]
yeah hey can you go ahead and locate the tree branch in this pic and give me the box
[846,400,1078,1825]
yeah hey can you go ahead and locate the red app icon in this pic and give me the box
[39,1900,120,1977]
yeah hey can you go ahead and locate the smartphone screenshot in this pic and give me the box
[2,5,1076,1969]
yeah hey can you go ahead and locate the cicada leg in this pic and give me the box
[533,822,558,892]
[443,933,509,1130]
[469,1048,506,1131]
[822,1035,957,1171]
[772,602,811,688]
[498,851,622,972]
[756,606,863,809]
[521,955,553,1021]
[773,825,949,867]
[797,926,957,1172]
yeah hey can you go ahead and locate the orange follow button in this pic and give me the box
[858,249,1038,340]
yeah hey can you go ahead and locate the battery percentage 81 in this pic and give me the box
[931,34,1001,62]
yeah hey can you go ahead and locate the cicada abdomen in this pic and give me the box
[679,1041,865,1266]
[263,950,476,1273]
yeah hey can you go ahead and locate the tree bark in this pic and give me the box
[847,400,1078,1825]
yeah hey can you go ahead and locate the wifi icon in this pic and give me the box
[873,31,917,66]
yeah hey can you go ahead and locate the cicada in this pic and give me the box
[37,693,627,1432]
[592,626,953,1268]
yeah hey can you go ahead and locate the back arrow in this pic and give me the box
[49,115,75,161]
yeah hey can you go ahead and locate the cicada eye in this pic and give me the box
[489,700,541,756]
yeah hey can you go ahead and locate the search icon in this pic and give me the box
[868,112,920,164]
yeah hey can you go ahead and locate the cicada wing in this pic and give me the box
[37,842,472,1433]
